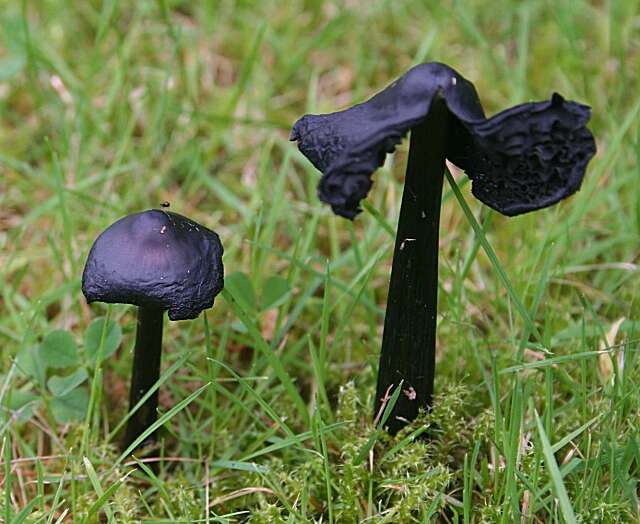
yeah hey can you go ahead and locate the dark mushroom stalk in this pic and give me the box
[82,209,224,448]
[127,305,164,447]
[291,62,595,434]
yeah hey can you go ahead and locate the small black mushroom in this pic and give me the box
[291,62,595,434]
[82,209,224,448]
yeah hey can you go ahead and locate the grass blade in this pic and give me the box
[222,288,309,425]
[533,405,577,523]
[445,170,542,345]
[115,382,210,466]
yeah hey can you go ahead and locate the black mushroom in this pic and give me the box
[291,62,596,434]
[82,209,224,448]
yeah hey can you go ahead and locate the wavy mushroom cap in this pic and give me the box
[82,210,224,321]
[291,62,596,218]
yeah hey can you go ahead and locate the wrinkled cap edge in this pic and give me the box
[291,63,595,220]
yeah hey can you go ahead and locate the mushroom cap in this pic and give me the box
[291,62,596,218]
[82,210,224,321]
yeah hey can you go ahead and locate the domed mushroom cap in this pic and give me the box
[82,210,224,321]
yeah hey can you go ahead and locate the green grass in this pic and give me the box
[1,0,639,522]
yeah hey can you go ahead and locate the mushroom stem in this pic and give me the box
[374,98,449,434]
[124,306,164,448]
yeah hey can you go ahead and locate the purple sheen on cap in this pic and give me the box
[82,210,224,321]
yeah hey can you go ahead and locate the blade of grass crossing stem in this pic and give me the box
[442,174,470,204]
[115,382,209,466]
[533,405,578,523]
[354,383,403,465]
[445,170,541,344]
[107,352,190,441]
[221,287,309,425]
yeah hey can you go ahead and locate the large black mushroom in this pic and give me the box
[82,209,224,448]
[291,62,595,434]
